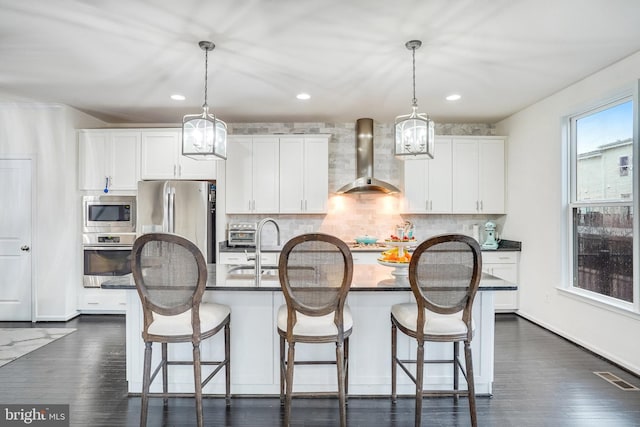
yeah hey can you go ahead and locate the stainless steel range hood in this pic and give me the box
[336,118,400,194]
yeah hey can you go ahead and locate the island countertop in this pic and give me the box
[103,263,516,292]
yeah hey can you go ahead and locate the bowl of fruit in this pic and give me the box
[377,246,412,276]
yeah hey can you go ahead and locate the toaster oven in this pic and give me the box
[227,222,257,247]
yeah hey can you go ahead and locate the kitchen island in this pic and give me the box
[105,263,516,397]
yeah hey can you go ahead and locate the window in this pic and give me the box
[569,98,635,304]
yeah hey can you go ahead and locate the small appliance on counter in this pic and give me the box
[227,222,257,247]
[481,221,499,250]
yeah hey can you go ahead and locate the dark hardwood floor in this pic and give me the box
[1,314,639,426]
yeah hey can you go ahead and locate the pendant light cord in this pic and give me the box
[203,48,209,109]
[411,46,417,108]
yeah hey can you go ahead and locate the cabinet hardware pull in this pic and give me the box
[480,200,483,211]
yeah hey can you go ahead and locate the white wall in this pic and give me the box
[496,51,640,374]
[0,101,105,320]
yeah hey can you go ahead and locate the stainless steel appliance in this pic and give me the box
[82,232,136,287]
[227,222,257,247]
[82,195,136,233]
[137,180,216,262]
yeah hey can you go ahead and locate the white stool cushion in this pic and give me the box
[391,303,474,336]
[277,304,353,337]
[148,303,231,337]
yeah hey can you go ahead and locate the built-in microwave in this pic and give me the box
[82,195,136,233]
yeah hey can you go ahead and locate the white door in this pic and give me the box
[0,159,32,320]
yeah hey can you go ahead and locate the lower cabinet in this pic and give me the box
[218,251,279,266]
[482,251,519,312]
[78,288,127,313]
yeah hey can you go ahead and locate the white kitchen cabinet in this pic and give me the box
[140,129,217,180]
[402,137,452,213]
[218,251,279,266]
[482,251,519,312]
[452,137,505,214]
[279,136,329,213]
[225,136,279,213]
[78,288,127,313]
[78,129,140,192]
[351,252,381,265]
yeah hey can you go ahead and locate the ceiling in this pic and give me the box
[2,0,640,125]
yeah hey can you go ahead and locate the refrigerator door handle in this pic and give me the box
[168,187,176,233]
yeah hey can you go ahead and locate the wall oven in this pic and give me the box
[83,195,136,233]
[82,233,136,288]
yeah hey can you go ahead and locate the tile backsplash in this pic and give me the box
[226,121,504,245]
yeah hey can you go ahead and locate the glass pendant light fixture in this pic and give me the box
[182,40,228,160]
[394,40,435,160]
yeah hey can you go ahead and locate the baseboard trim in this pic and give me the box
[36,310,80,322]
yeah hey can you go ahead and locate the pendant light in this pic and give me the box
[182,40,228,160]
[394,40,435,160]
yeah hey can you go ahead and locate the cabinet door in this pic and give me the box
[252,138,280,213]
[141,130,179,179]
[428,138,453,213]
[402,159,428,213]
[479,139,505,214]
[78,131,108,191]
[179,146,218,180]
[452,139,480,213]
[109,131,140,190]
[302,137,328,213]
[279,137,305,213]
[226,137,254,213]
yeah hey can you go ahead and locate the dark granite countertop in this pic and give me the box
[103,264,517,292]
[219,239,521,253]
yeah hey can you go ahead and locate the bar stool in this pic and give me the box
[131,233,231,427]
[390,234,482,427]
[277,233,354,427]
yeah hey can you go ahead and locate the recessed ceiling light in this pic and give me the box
[446,94,461,101]
[171,94,186,101]
[296,93,311,100]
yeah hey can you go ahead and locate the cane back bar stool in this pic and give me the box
[390,234,482,427]
[131,233,231,427]
[277,233,354,427]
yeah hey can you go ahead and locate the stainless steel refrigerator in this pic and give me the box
[136,180,216,263]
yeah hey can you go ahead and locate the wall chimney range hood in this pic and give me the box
[336,118,400,194]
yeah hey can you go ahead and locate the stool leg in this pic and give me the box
[284,341,295,426]
[391,322,397,403]
[193,342,203,427]
[162,343,168,406]
[336,341,347,427]
[140,341,152,427]
[464,340,477,427]
[225,322,231,407]
[415,340,425,427]
[279,335,286,406]
[344,337,349,403]
[453,341,459,404]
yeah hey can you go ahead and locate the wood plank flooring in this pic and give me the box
[1,314,639,426]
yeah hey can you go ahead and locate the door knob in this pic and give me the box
[20,245,30,252]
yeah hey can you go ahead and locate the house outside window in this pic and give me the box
[568,98,635,305]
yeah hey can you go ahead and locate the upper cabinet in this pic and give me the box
[402,137,453,213]
[140,129,217,180]
[226,136,280,214]
[452,137,505,214]
[226,134,329,214]
[78,129,140,192]
[402,136,505,214]
[279,136,329,213]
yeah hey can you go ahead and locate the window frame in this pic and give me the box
[566,89,639,313]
